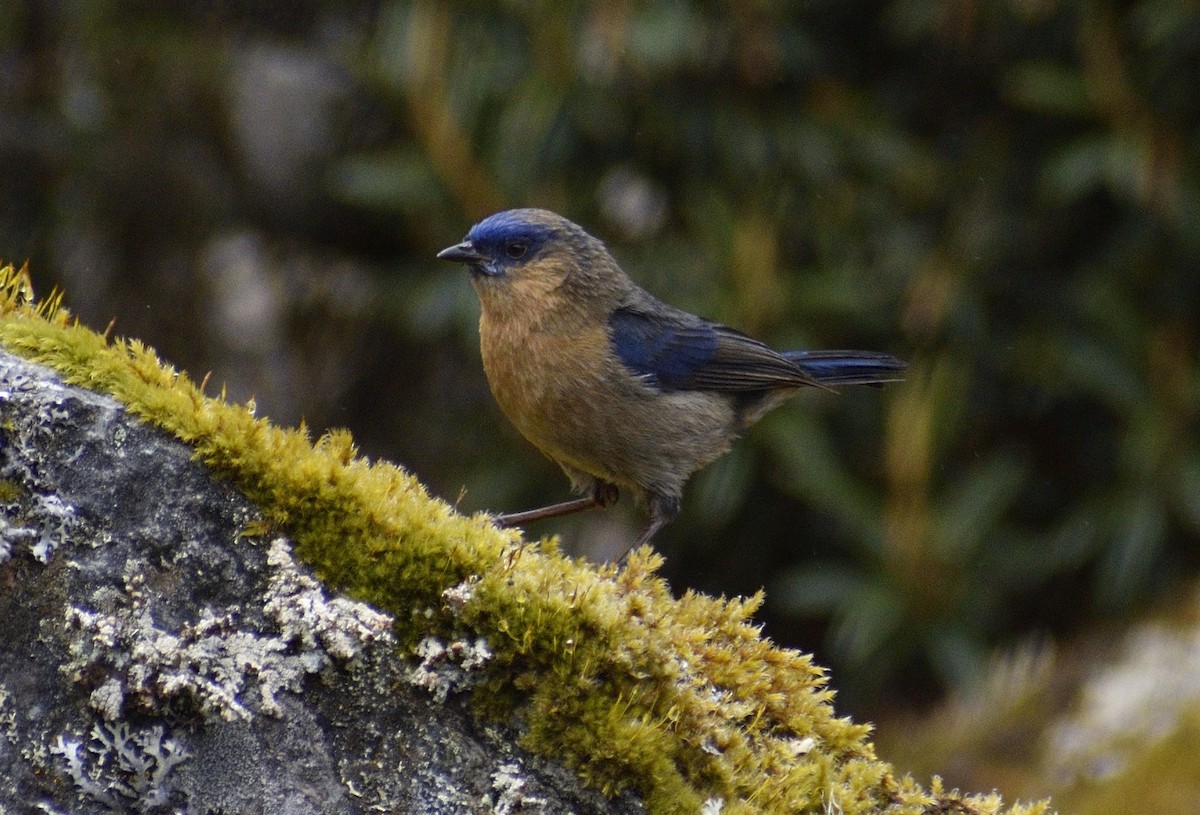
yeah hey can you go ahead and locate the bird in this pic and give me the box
[437,208,905,554]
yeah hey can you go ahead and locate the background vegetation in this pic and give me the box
[2,0,1198,806]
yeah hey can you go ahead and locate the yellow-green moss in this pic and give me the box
[0,478,21,503]
[0,264,1051,815]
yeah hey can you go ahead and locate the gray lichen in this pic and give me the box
[51,722,189,811]
[62,538,393,723]
[492,761,549,814]
[263,537,395,666]
[0,366,79,564]
[408,634,494,705]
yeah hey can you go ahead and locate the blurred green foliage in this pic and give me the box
[1,0,1197,711]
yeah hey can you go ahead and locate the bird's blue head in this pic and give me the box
[436,209,566,279]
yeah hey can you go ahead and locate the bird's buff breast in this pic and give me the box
[478,310,736,492]
[479,312,614,459]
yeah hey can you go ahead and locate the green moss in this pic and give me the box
[0,264,1051,815]
[0,478,21,503]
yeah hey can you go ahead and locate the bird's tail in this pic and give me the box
[782,350,907,386]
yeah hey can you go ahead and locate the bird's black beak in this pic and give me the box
[436,241,488,265]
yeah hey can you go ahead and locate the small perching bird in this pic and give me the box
[438,209,905,553]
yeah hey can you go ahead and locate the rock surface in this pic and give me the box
[0,349,639,814]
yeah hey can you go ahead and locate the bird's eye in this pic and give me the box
[504,241,528,260]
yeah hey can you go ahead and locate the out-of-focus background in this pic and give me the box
[3,2,1198,810]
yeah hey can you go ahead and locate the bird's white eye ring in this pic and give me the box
[504,241,528,259]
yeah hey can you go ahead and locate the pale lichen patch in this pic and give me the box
[409,635,494,704]
[50,722,189,810]
[60,536,395,722]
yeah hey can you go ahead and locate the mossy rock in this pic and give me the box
[0,264,1050,815]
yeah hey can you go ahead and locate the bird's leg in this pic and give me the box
[494,482,618,528]
[494,498,597,527]
[616,493,680,562]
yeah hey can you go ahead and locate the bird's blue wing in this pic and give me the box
[609,305,821,392]
[608,307,718,390]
